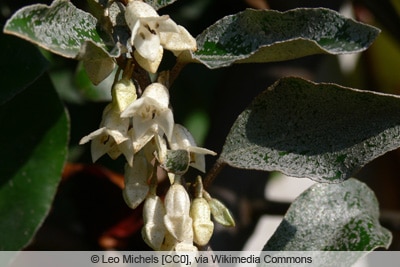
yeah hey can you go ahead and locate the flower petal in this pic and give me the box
[89,129,120,162]
[133,46,163,74]
[134,27,161,62]
[79,127,106,145]
[120,97,146,118]
[142,83,170,108]
[155,16,179,33]
[156,109,174,141]
[132,116,156,141]
[160,25,197,52]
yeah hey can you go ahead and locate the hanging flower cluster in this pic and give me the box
[80,0,235,251]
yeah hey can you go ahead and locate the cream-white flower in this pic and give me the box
[163,183,193,242]
[79,103,132,163]
[121,83,174,142]
[142,194,167,250]
[170,124,217,172]
[79,77,137,165]
[125,0,197,72]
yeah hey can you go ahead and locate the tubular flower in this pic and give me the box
[121,82,174,143]
[142,194,167,250]
[190,197,214,246]
[163,183,193,242]
[79,77,137,165]
[125,0,197,72]
[170,124,217,172]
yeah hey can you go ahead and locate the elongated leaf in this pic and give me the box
[0,75,69,250]
[220,77,400,182]
[262,179,391,262]
[3,0,118,59]
[189,8,380,68]
[0,33,48,105]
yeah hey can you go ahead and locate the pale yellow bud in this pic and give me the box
[190,198,214,246]
[142,195,166,250]
[112,77,137,112]
[164,184,193,241]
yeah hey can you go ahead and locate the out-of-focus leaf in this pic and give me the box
[220,77,400,182]
[188,8,380,68]
[261,179,391,264]
[0,33,48,105]
[3,0,119,59]
[0,75,69,250]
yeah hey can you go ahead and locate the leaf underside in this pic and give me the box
[262,179,391,264]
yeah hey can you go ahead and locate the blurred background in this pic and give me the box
[1,0,400,252]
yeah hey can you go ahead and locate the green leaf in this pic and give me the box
[3,0,118,59]
[190,8,380,68]
[161,150,190,175]
[0,75,69,250]
[220,77,400,182]
[262,179,391,254]
[0,33,48,105]
[144,0,178,10]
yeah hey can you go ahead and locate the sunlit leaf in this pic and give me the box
[262,179,391,263]
[3,0,119,59]
[0,74,69,250]
[220,77,400,182]
[188,8,380,68]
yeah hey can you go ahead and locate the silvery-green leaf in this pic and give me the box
[261,179,391,265]
[3,0,119,59]
[220,77,400,182]
[161,150,190,175]
[189,8,380,68]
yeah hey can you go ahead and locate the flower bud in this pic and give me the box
[160,232,177,251]
[208,197,235,227]
[122,156,150,209]
[142,195,166,250]
[164,184,193,241]
[112,77,137,112]
[190,198,214,246]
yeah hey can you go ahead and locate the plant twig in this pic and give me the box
[203,159,227,189]
[169,58,189,87]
